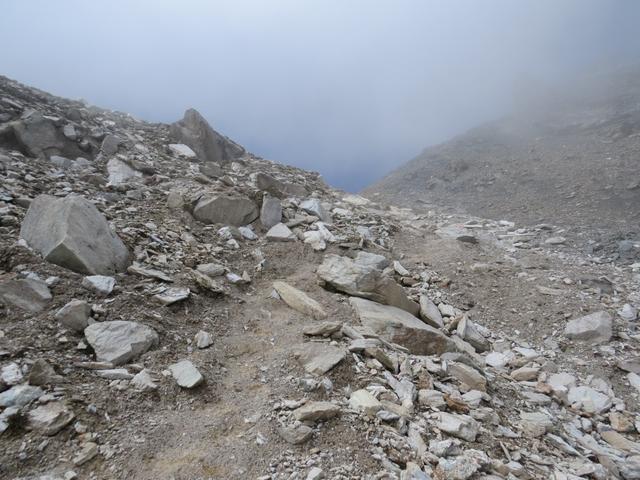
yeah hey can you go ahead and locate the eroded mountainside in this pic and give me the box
[364,68,640,262]
[1,75,640,480]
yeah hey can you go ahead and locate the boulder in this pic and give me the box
[273,281,327,319]
[317,254,419,316]
[20,195,130,275]
[84,321,158,365]
[349,297,458,355]
[260,195,282,229]
[0,277,52,312]
[354,251,389,270]
[169,108,243,165]
[192,195,259,226]
[564,311,612,344]
[4,110,82,158]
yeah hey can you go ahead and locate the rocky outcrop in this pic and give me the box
[169,108,244,164]
[20,195,130,275]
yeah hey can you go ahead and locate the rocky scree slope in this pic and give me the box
[0,75,640,479]
[364,68,640,264]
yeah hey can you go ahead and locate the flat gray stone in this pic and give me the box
[293,401,340,422]
[169,360,203,388]
[193,195,258,226]
[84,321,158,366]
[278,424,314,444]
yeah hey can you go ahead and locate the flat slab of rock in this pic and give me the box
[318,254,419,315]
[564,311,612,344]
[295,343,346,375]
[169,360,203,388]
[193,195,258,226]
[154,287,190,305]
[0,277,52,312]
[0,385,43,407]
[349,297,457,355]
[293,401,340,422]
[20,195,130,275]
[28,401,75,436]
[435,412,479,441]
[273,281,327,319]
[419,295,444,328]
[266,223,296,242]
[84,321,158,365]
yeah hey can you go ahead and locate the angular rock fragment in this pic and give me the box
[107,158,142,185]
[434,412,479,441]
[55,299,91,332]
[20,195,130,275]
[260,195,282,229]
[419,295,444,328]
[350,297,457,355]
[564,311,612,344]
[255,172,307,198]
[168,143,197,158]
[131,369,158,391]
[273,281,327,319]
[0,277,52,312]
[28,359,64,386]
[0,384,43,407]
[349,389,382,415]
[300,198,331,223]
[195,330,213,349]
[28,401,75,436]
[193,195,259,226]
[84,321,158,365]
[456,316,490,352]
[168,360,203,388]
[295,343,346,375]
[266,223,296,242]
[82,275,115,295]
[318,254,419,315]
[154,287,190,305]
[278,424,314,444]
[293,401,340,422]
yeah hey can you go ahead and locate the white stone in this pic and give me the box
[168,143,197,158]
[82,275,115,295]
[195,330,213,349]
[266,223,296,242]
[169,360,203,388]
[84,321,158,366]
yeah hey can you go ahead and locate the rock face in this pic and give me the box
[273,281,327,319]
[192,195,259,226]
[349,297,458,355]
[169,108,243,165]
[84,321,158,365]
[0,277,52,312]
[564,311,613,344]
[20,195,130,275]
[317,254,419,316]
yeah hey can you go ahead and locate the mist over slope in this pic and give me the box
[364,67,640,232]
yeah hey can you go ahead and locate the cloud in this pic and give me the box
[2,0,639,190]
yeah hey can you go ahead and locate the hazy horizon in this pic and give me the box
[2,0,639,191]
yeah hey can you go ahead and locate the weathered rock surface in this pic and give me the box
[266,222,296,242]
[418,295,444,328]
[54,299,91,332]
[260,195,282,229]
[349,297,458,355]
[20,195,130,275]
[295,343,346,375]
[293,401,340,422]
[84,321,158,365]
[318,254,419,315]
[0,277,52,312]
[28,402,75,436]
[168,360,203,388]
[192,195,259,226]
[564,311,613,344]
